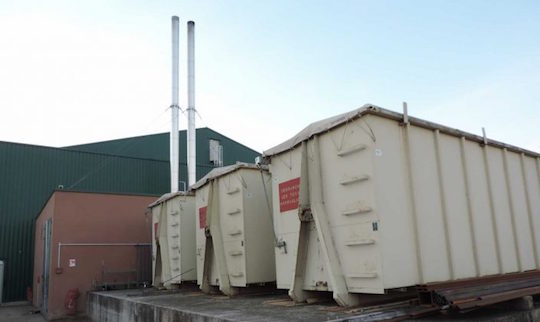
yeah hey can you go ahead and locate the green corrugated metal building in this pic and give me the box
[0,128,259,302]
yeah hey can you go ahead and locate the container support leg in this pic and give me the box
[289,141,312,303]
[308,136,359,306]
[200,183,214,294]
[158,204,171,287]
[201,180,238,296]
[289,221,311,303]
[200,235,213,294]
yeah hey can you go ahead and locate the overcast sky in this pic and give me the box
[0,0,539,153]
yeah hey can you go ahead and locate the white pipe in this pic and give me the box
[171,16,180,192]
[403,102,409,124]
[57,242,152,268]
[187,21,196,187]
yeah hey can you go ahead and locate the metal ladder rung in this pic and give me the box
[171,234,179,239]
[337,144,368,157]
[169,211,179,216]
[345,239,375,246]
[171,245,179,249]
[348,272,377,279]
[227,209,241,215]
[171,222,179,227]
[228,250,243,256]
[230,272,244,277]
[227,188,240,195]
[228,229,242,236]
[172,256,179,261]
[342,207,372,216]
[340,175,370,185]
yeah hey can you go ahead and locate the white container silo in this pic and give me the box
[263,104,540,306]
[192,163,276,295]
[150,192,196,288]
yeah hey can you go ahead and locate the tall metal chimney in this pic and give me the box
[187,21,196,187]
[170,16,180,192]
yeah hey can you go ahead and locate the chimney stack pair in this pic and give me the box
[170,16,196,192]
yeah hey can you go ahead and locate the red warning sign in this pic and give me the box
[279,177,300,212]
[199,206,207,229]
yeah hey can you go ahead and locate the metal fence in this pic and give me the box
[93,245,152,291]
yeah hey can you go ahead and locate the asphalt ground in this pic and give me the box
[0,303,90,322]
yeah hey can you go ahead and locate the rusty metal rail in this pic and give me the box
[417,270,540,312]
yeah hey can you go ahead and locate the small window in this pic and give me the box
[209,139,223,166]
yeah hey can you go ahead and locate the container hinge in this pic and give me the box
[345,239,375,246]
[298,208,313,222]
[228,229,242,236]
[228,250,243,256]
[348,272,377,279]
[276,239,287,253]
[340,175,370,185]
[226,188,240,195]
[227,208,241,215]
[342,207,372,216]
[337,144,368,157]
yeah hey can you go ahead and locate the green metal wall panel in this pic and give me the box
[65,128,261,180]
[0,142,168,302]
[0,128,259,302]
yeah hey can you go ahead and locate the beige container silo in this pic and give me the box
[150,192,196,288]
[193,163,276,295]
[263,104,540,306]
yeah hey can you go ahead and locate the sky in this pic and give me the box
[0,0,539,153]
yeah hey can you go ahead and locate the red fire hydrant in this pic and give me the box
[64,288,80,315]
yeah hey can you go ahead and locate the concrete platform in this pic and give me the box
[87,286,540,322]
[87,285,421,322]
